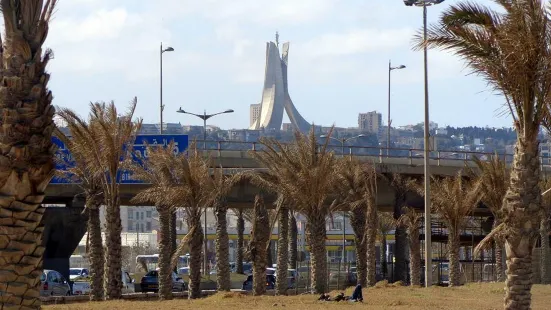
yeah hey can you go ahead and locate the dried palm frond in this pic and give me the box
[468,154,509,220]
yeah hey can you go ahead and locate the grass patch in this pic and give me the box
[45,282,551,310]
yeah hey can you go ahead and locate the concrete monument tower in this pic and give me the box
[249,33,311,132]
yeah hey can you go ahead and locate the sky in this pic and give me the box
[41,0,511,130]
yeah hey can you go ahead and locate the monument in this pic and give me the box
[249,33,311,132]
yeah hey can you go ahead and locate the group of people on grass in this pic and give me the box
[318,284,363,303]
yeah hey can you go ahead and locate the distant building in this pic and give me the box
[250,103,261,127]
[138,123,184,135]
[358,111,382,134]
[282,123,293,132]
[435,128,448,136]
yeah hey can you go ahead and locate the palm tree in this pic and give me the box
[398,207,423,286]
[471,155,509,282]
[422,173,481,287]
[58,99,141,299]
[164,144,213,299]
[234,209,246,274]
[248,195,270,296]
[0,1,57,308]
[127,141,187,300]
[250,129,337,293]
[378,212,395,281]
[539,178,551,284]
[54,128,105,301]
[334,158,368,287]
[419,1,551,307]
[208,168,240,292]
[388,173,413,282]
[288,211,298,270]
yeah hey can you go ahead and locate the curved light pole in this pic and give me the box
[404,0,445,287]
[160,43,174,134]
[319,134,365,268]
[176,107,234,278]
[388,61,406,156]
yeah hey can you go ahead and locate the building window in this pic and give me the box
[146,222,151,231]
[136,223,139,231]
[146,211,152,218]
[141,223,145,232]
[141,212,145,220]
[128,211,133,219]
[128,221,134,231]
[327,221,342,231]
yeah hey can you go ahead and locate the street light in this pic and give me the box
[176,107,234,277]
[404,0,445,288]
[319,134,365,267]
[388,61,406,156]
[160,43,174,135]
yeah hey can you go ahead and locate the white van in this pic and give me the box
[72,270,135,295]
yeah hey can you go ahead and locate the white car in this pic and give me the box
[69,268,89,281]
[71,270,135,295]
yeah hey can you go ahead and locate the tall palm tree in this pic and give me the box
[471,155,509,282]
[58,99,141,299]
[388,173,413,282]
[54,128,105,301]
[398,207,423,286]
[0,1,58,308]
[250,129,337,293]
[422,173,481,287]
[234,209,246,274]
[334,157,369,287]
[288,211,298,270]
[165,143,213,299]
[208,168,240,292]
[539,178,551,284]
[419,1,551,307]
[127,141,188,300]
[378,212,395,280]
[248,195,270,296]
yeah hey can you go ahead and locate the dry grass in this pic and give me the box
[45,282,551,310]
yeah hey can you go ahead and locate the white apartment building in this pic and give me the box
[358,111,382,134]
[250,103,261,127]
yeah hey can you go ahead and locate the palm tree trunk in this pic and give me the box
[448,230,461,287]
[495,242,505,282]
[366,203,378,286]
[540,216,551,284]
[251,196,270,296]
[409,231,421,286]
[187,215,204,299]
[169,209,177,271]
[88,203,105,301]
[288,213,298,270]
[105,202,123,299]
[276,206,289,295]
[350,207,367,287]
[215,203,231,291]
[381,233,388,280]
[306,213,328,293]
[236,210,245,274]
[157,208,173,300]
[393,190,408,282]
[503,140,541,310]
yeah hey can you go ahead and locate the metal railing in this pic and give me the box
[191,139,551,170]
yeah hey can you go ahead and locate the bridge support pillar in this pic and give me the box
[42,198,88,281]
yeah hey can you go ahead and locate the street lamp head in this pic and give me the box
[398,65,406,69]
[176,107,186,113]
[320,135,328,138]
[224,109,234,113]
[163,47,175,53]
[403,0,445,6]
[357,134,366,138]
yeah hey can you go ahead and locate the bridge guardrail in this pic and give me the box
[188,140,551,170]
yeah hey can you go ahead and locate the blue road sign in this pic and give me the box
[51,134,189,184]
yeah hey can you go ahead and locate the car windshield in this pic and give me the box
[40,273,46,282]
[145,271,158,277]
[69,269,82,275]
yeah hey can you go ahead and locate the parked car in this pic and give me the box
[241,274,276,291]
[287,269,300,288]
[72,270,135,295]
[140,270,187,293]
[69,268,89,281]
[178,267,190,275]
[40,270,71,296]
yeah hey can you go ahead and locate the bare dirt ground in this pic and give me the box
[45,282,551,310]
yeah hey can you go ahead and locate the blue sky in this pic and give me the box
[43,0,510,130]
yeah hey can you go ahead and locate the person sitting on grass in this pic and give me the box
[349,284,363,302]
